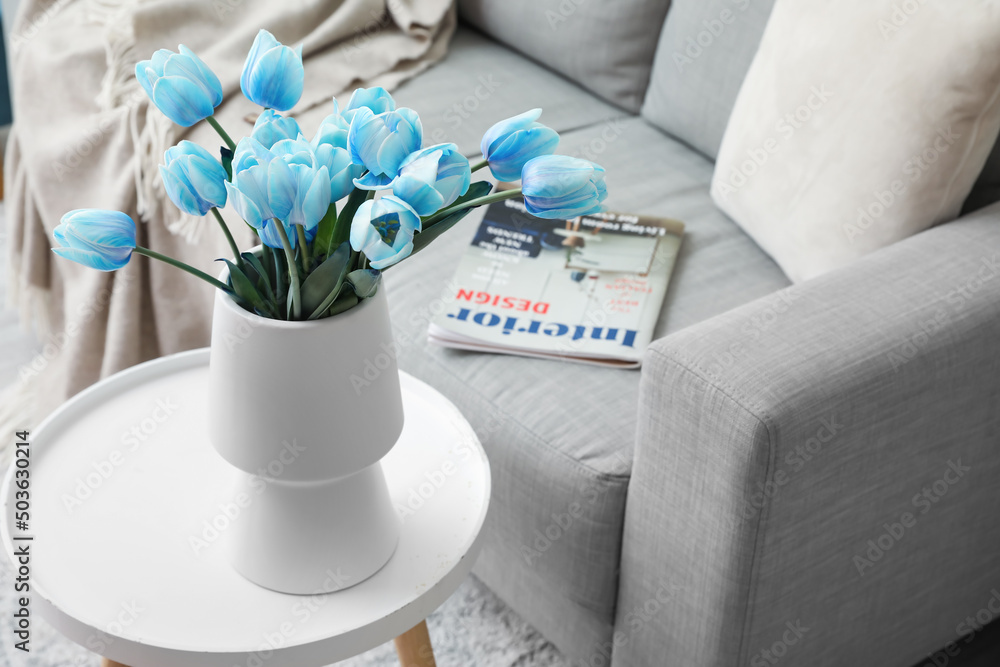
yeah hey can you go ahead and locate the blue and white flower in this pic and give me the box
[52,210,137,271]
[135,46,222,127]
[348,107,423,189]
[391,143,471,216]
[520,155,607,219]
[350,195,421,269]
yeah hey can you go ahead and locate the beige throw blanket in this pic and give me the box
[2,0,455,433]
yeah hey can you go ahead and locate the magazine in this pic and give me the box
[428,197,685,368]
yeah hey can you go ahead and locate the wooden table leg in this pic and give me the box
[394,619,437,667]
[101,659,129,667]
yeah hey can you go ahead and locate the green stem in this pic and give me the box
[206,116,237,151]
[471,158,489,173]
[296,225,311,273]
[273,222,302,320]
[423,187,523,226]
[211,208,244,271]
[133,246,231,293]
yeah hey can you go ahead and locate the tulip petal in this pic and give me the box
[186,155,229,208]
[225,180,266,229]
[242,29,280,96]
[486,126,560,182]
[152,76,215,126]
[265,158,296,222]
[166,48,222,107]
[258,219,296,250]
[135,63,158,100]
[61,210,137,247]
[346,86,396,117]
[53,246,132,272]
[160,164,206,216]
[367,237,412,270]
[353,171,393,190]
[350,200,377,252]
[300,165,331,231]
[247,46,304,111]
[480,108,542,158]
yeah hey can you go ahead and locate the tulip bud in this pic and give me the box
[348,107,423,189]
[391,143,471,216]
[52,210,137,271]
[241,29,304,112]
[159,141,228,216]
[481,109,560,182]
[521,155,608,219]
[135,46,222,127]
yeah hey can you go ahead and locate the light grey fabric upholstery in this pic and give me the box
[617,203,1000,667]
[641,0,776,159]
[374,27,627,158]
[383,113,788,661]
[456,0,673,113]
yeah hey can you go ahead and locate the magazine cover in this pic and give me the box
[429,198,685,368]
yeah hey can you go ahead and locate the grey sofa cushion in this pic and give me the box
[365,27,628,158]
[456,0,673,113]
[641,0,776,159]
[384,111,788,661]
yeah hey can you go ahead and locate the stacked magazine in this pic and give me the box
[428,197,685,368]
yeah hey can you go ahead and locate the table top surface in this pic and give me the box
[2,349,491,667]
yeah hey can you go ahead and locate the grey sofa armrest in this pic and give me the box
[614,205,1000,667]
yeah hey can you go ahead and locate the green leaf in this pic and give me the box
[301,242,351,318]
[311,203,339,262]
[260,244,275,281]
[241,252,274,303]
[327,291,359,317]
[400,182,495,264]
[270,246,286,317]
[224,259,270,315]
[220,147,234,181]
[346,269,380,299]
[333,188,369,245]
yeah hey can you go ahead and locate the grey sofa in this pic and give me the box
[380,1,1000,666]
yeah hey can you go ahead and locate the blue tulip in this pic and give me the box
[313,105,351,150]
[258,218,317,250]
[481,109,560,182]
[391,143,471,216]
[251,109,303,149]
[241,29,304,112]
[310,110,364,202]
[52,210,136,271]
[521,155,608,219]
[341,87,396,123]
[158,141,228,217]
[225,137,331,240]
[350,196,421,269]
[135,46,223,127]
[348,107,423,189]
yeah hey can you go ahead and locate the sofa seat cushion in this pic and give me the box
[383,114,789,661]
[387,26,628,157]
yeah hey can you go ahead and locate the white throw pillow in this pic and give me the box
[711,0,1000,282]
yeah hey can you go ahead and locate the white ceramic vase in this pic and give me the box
[207,275,403,595]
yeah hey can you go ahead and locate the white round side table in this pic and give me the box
[1,349,491,667]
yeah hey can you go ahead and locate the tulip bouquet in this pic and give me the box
[52,30,608,320]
